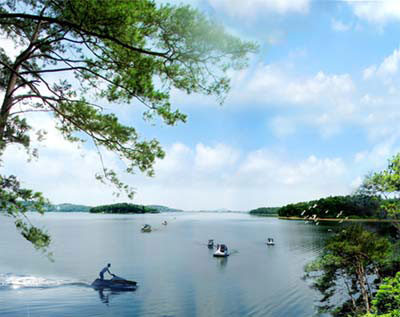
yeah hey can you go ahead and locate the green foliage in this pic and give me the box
[249,207,279,216]
[358,153,400,231]
[278,195,382,219]
[90,203,158,214]
[305,225,392,316]
[365,272,400,317]
[0,174,51,255]
[0,0,257,252]
[373,273,400,314]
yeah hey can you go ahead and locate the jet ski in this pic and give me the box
[91,275,138,291]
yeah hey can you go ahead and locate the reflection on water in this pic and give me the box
[96,288,135,306]
[215,256,228,269]
[0,212,330,316]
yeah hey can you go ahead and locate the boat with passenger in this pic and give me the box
[213,244,229,257]
[266,238,275,245]
[141,224,152,232]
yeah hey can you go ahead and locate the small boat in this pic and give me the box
[266,238,275,245]
[162,221,168,226]
[213,244,229,257]
[207,239,214,248]
[91,275,137,291]
[141,224,152,232]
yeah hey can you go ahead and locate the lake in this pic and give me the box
[0,212,330,316]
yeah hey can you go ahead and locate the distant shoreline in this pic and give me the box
[279,216,395,223]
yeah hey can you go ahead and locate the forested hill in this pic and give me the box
[277,195,384,219]
[89,203,159,214]
[249,207,280,216]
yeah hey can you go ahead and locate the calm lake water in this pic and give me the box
[0,212,331,316]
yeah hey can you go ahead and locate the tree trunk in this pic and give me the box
[356,262,370,313]
[0,69,17,149]
[343,276,357,312]
[0,20,43,149]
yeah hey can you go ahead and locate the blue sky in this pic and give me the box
[4,0,400,210]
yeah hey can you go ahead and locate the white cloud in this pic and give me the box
[194,143,239,171]
[331,19,352,32]
[363,65,377,80]
[1,107,386,211]
[2,113,124,206]
[353,137,400,168]
[364,48,400,82]
[233,65,354,106]
[344,0,400,24]
[378,48,400,76]
[0,32,23,60]
[207,0,310,19]
[127,145,356,210]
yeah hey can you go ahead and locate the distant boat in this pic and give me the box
[207,239,214,248]
[266,238,275,245]
[213,244,229,257]
[162,221,168,226]
[141,224,152,232]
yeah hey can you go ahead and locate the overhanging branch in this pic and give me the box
[0,13,171,60]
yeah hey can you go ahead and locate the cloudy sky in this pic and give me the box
[4,0,400,211]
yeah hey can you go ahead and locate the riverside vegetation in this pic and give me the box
[301,154,400,316]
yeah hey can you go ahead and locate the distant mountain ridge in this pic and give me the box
[44,203,181,213]
[46,203,91,212]
[147,205,183,212]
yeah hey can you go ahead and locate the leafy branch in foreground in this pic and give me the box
[0,174,51,255]
[358,153,400,231]
[0,0,258,252]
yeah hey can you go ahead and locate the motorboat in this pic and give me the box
[207,239,214,248]
[141,224,152,232]
[91,275,137,291]
[162,221,168,226]
[266,238,275,245]
[213,244,229,257]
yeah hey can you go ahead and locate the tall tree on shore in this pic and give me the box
[0,0,257,252]
[305,225,391,316]
[358,153,400,231]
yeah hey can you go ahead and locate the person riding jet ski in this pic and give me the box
[99,263,114,280]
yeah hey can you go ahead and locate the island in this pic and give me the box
[90,203,159,214]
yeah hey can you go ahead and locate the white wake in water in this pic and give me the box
[0,273,89,289]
